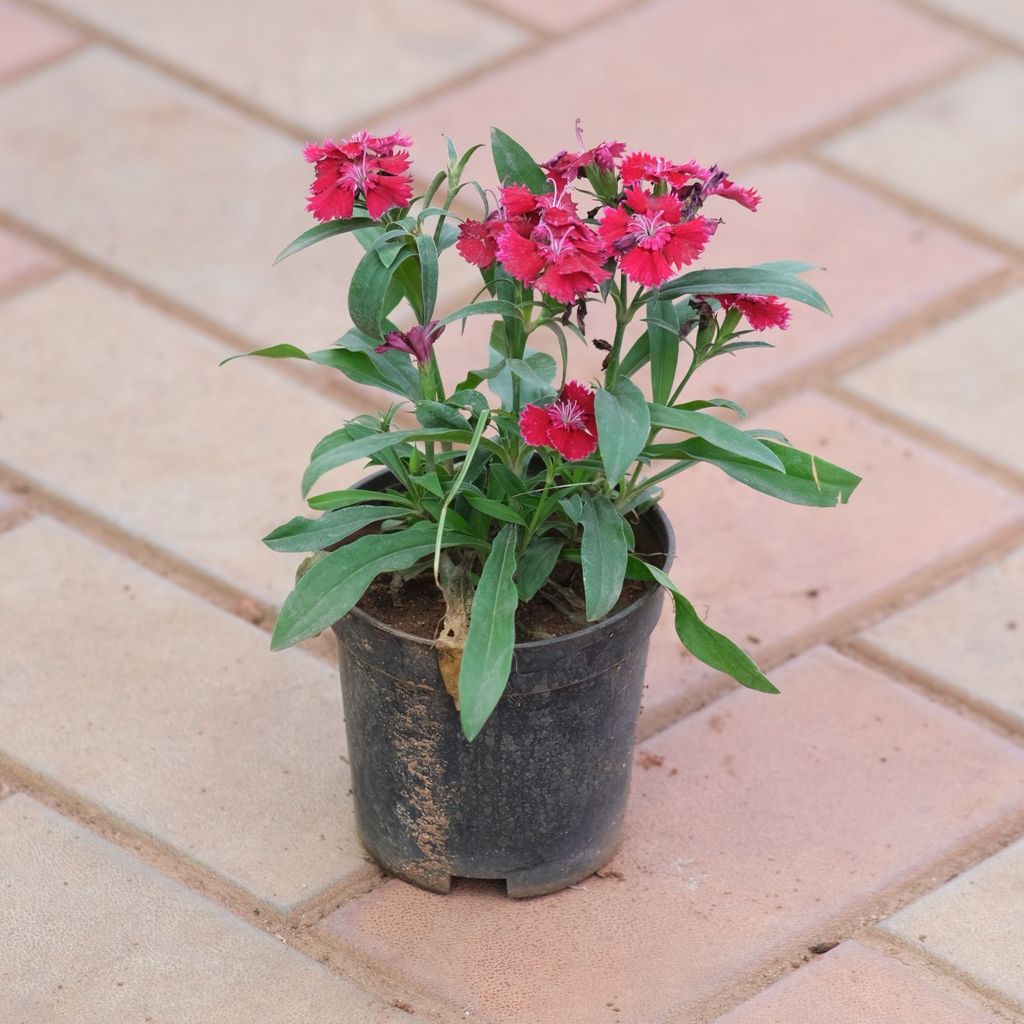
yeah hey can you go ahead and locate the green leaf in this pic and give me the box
[594,379,650,484]
[579,494,628,621]
[752,260,821,275]
[271,521,447,649]
[219,343,310,367]
[685,439,861,507]
[263,505,409,552]
[438,299,521,326]
[331,329,422,400]
[348,247,415,340]
[646,298,679,405]
[306,488,414,512]
[678,398,747,418]
[506,353,557,394]
[415,400,468,431]
[415,234,439,322]
[302,428,472,496]
[631,560,778,694]
[490,127,550,193]
[411,471,444,498]
[516,535,563,602]
[273,218,375,265]
[459,524,520,740]
[659,267,830,315]
[463,493,526,526]
[618,331,651,378]
[648,405,785,470]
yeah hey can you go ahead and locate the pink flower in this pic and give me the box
[519,381,598,461]
[456,217,502,268]
[542,140,626,190]
[374,320,445,364]
[620,151,691,189]
[304,130,414,222]
[716,294,791,330]
[599,187,717,288]
[494,191,611,303]
[678,161,761,212]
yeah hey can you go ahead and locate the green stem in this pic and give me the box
[523,457,556,546]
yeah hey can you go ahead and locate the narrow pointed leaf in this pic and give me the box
[631,560,779,694]
[273,218,375,264]
[263,505,409,552]
[415,234,439,322]
[271,521,446,649]
[580,494,628,621]
[490,127,550,192]
[659,267,830,314]
[594,379,650,484]
[516,535,563,602]
[648,405,785,470]
[646,298,679,405]
[459,525,520,740]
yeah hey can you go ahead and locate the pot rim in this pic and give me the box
[339,469,676,652]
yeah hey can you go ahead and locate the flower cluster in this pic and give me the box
[304,130,413,222]
[455,138,783,315]
[252,124,856,743]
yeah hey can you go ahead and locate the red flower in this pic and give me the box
[456,217,502,268]
[599,187,717,288]
[542,140,625,190]
[519,381,598,461]
[620,151,690,189]
[304,130,413,222]
[374,320,445,364]
[495,191,611,303]
[678,161,761,212]
[716,294,791,330]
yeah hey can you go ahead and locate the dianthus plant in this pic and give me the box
[230,126,860,740]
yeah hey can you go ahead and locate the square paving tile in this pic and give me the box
[0,272,363,602]
[377,0,976,179]
[0,518,367,912]
[321,647,1024,1024]
[47,0,526,133]
[823,59,1024,249]
[0,795,421,1022]
[716,941,1000,1023]
[639,392,1023,718]
[843,287,1024,475]
[861,546,1024,729]
[883,835,1024,1008]
[0,47,480,353]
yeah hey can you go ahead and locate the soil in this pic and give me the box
[357,560,653,644]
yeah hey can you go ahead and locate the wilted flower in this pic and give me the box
[374,320,446,365]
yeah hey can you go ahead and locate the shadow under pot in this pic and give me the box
[330,470,674,898]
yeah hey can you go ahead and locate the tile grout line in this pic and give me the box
[672,804,1024,1023]
[0,460,340,667]
[840,637,1024,747]
[0,212,369,410]
[637,516,1024,742]
[826,382,1024,495]
[858,928,1024,1022]
[0,754,463,1022]
[809,152,1024,264]
[890,0,1024,59]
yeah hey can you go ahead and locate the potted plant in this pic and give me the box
[226,126,860,897]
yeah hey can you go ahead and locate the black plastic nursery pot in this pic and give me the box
[331,472,674,898]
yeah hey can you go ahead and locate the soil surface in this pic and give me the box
[358,562,653,643]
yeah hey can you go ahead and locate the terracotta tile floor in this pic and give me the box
[0,0,1021,1021]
